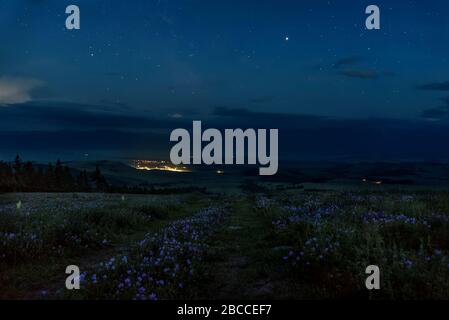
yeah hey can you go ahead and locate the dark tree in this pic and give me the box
[62,166,75,191]
[76,170,90,192]
[45,163,55,191]
[1,156,108,193]
[13,155,22,175]
[0,162,17,192]
[54,159,63,190]
[23,161,35,191]
[92,164,108,191]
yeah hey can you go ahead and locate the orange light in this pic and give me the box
[132,160,191,173]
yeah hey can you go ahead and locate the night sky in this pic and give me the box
[1,0,449,162]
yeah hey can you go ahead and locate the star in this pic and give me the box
[285,36,289,41]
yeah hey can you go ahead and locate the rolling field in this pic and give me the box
[1,190,449,299]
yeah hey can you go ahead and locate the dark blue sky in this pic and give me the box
[1,0,449,161]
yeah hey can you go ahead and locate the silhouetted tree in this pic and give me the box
[76,170,90,192]
[54,159,64,190]
[62,166,75,191]
[22,161,35,191]
[13,155,22,174]
[45,163,55,191]
[1,156,109,193]
[34,167,45,191]
[0,162,17,192]
[92,164,108,191]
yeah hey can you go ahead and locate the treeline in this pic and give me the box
[0,155,108,192]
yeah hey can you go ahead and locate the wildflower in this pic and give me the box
[149,293,158,300]
[404,259,413,268]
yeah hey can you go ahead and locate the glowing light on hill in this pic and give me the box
[132,160,191,173]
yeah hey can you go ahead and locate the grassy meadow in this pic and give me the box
[1,189,449,299]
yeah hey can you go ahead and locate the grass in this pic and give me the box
[1,190,449,299]
[0,192,207,299]
[249,191,449,299]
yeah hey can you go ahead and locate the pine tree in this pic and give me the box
[34,167,45,191]
[0,162,17,192]
[62,166,75,191]
[92,164,108,191]
[45,163,55,191]
[13,155,23,190]
[54,160,63,190]
[76,170,90,192]
[13,155,22,174]
[23,161,35,191]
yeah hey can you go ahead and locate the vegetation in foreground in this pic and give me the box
[1,190,449,299]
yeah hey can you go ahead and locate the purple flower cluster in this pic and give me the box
[282,236,341,268]
[361,211,429,227]
[401,248,449,269]
[272,204,338,231]
[254,196,273,210]
[78,207,228,300]
[0,227,111,265]
[0,231,44,264]
[429,213,449,223]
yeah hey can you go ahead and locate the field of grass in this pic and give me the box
[1,190,449,299]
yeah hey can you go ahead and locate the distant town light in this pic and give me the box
[132,160,191,173]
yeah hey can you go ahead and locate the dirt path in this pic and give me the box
[202,198,281,299]
[2,196,284,299]
[2,205,203,300]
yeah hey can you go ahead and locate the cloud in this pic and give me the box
[249,96,275,104]
[169,113,183,119]
[440,96,449,105]
[416,81,449,91]
[420,96,449,120]
[212,106,327,129]
[0,101,188,131]
[330,57,393,80]
[98,99,129,110]
[421,107,449,120]
[339,69,379,79]
[0,76,45,105]
[332,56,362,69]
[5,113,449,162]
[213,106,324,120]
